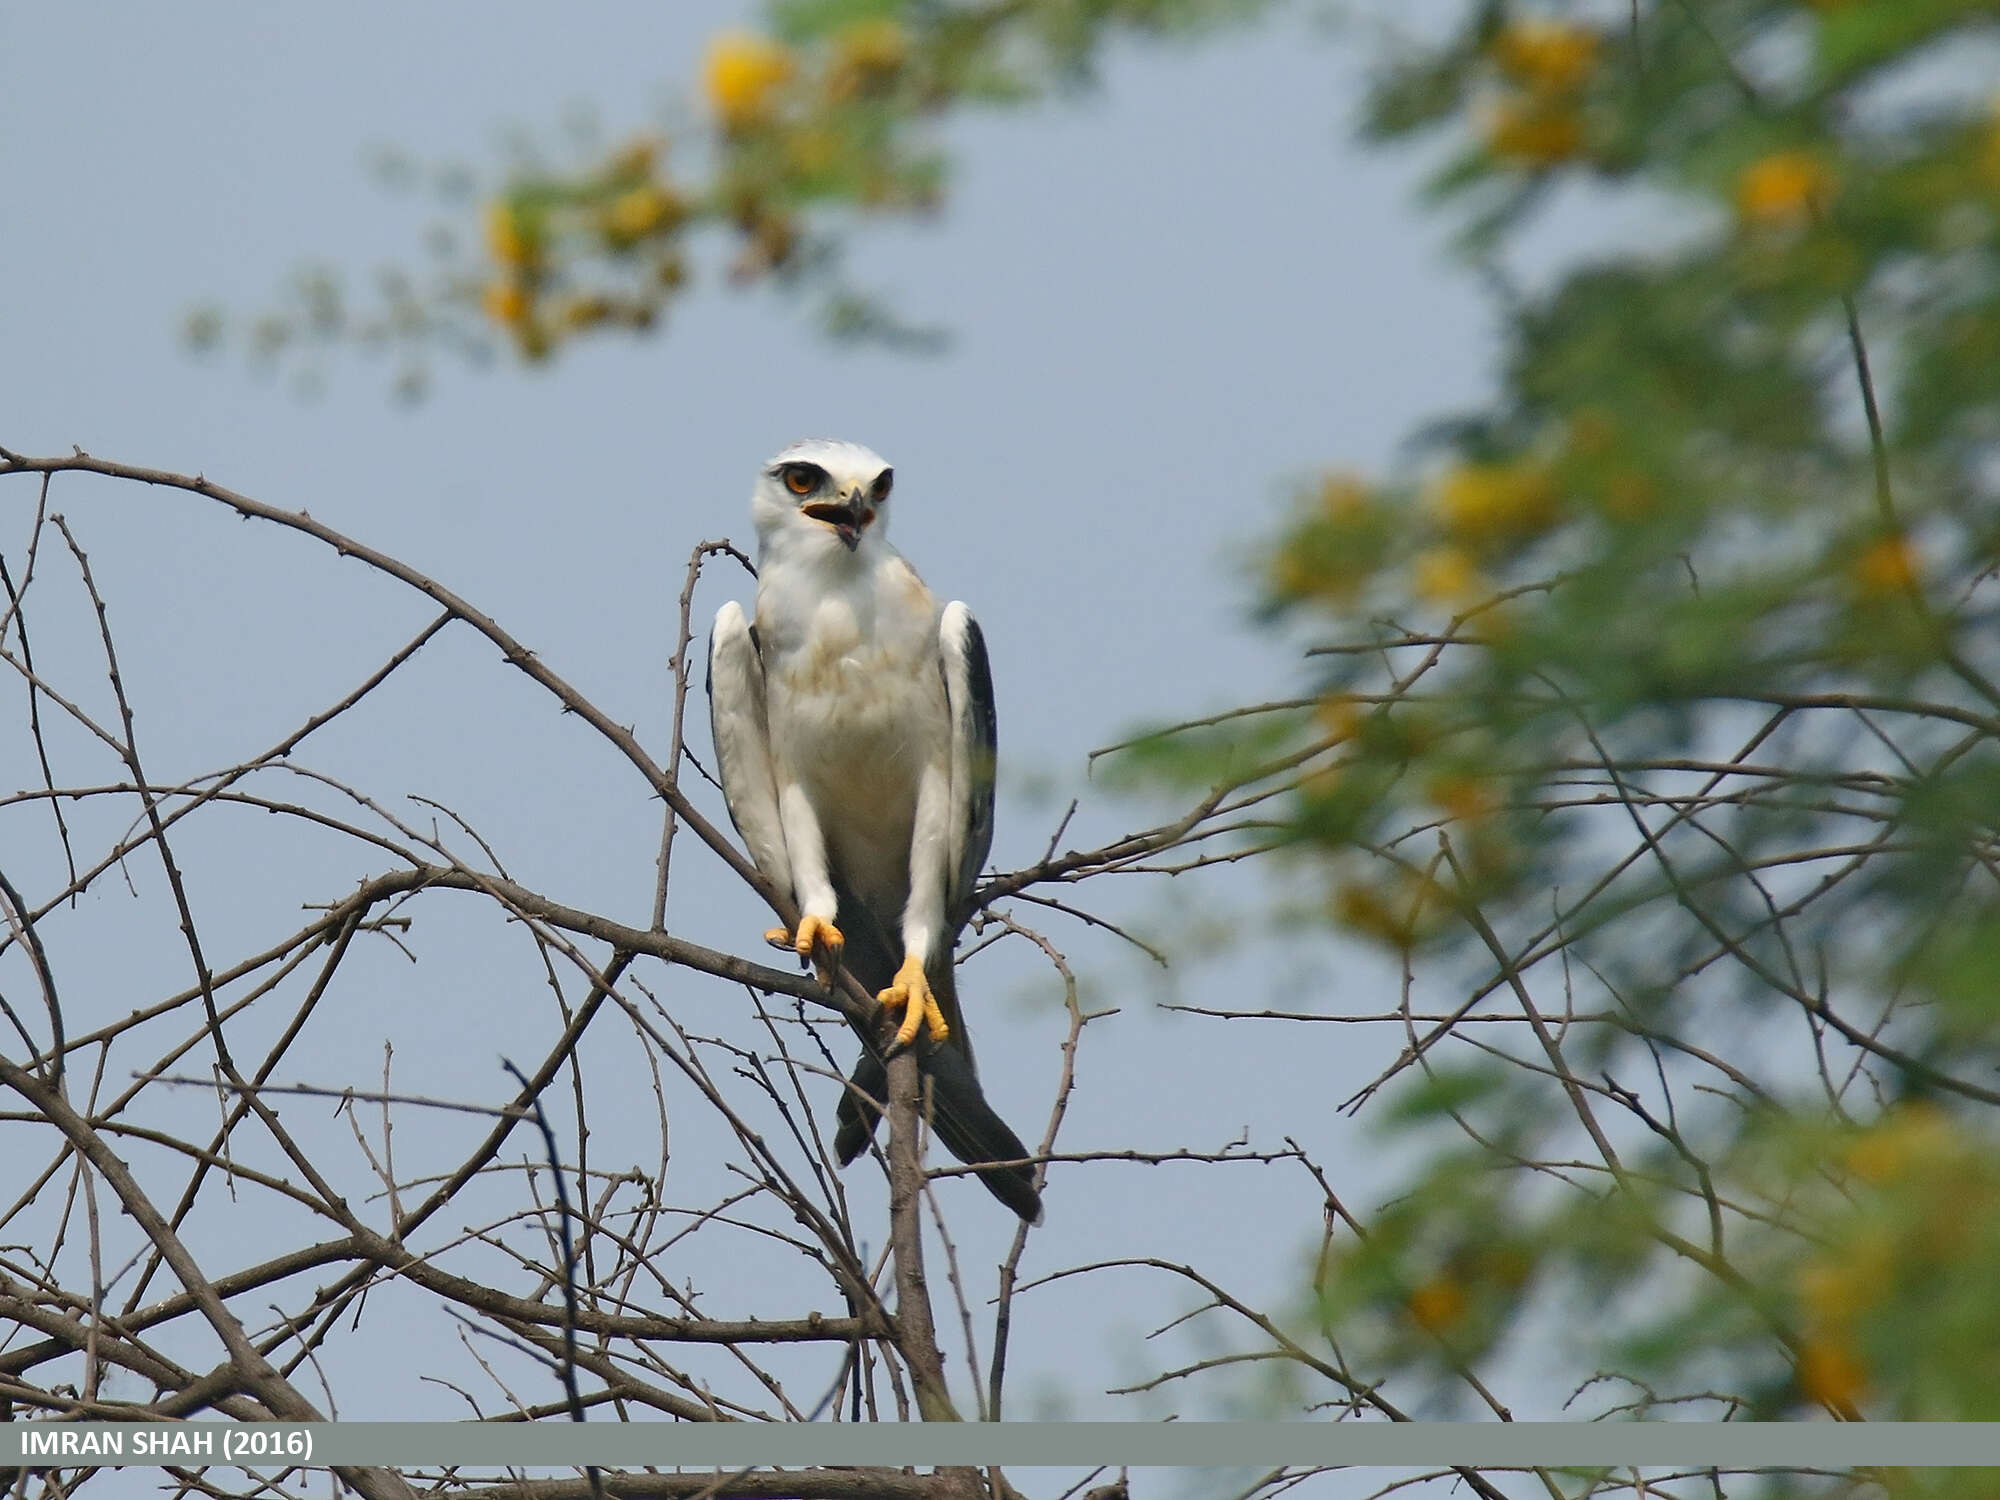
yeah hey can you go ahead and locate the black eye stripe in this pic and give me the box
[871,469,894,502]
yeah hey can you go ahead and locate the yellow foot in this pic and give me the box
[792,913,844,966]
[877,954,951,1047]
[763,927,793,952]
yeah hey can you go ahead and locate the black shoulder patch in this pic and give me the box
[961,615,996,752]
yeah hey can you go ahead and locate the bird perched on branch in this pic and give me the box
[707,438,1041,1222]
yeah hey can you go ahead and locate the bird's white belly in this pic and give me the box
[769,642,947,921]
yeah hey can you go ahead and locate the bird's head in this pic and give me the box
[751,439,894,558]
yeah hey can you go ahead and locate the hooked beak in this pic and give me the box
[801,493,874,551]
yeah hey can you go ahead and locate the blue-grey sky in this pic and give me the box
[1,0,1519,1449]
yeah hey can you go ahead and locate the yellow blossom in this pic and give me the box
[1315,694,1363,744]
[1796,1263,1850,1326]
[703,31,796,127]
[1317,471,1372,520]
[1736,151,1836,229]
[484,201,535,269]
[481,279,529,327]
[1413,546,1483,604]
[559,294,614,331]
[828,17,909,99]
[1429,773,1500,824]
[1474,598,1518,641]
[1492,19,1599,96]
[603,183,682,245]
[1432,461,1556,539]
[1851,532,1918,596]
[1336,867,1449,948]
[608,135,664,179]
[1407,1277,1468,1333]
[788,126,843,175]
[1333,882,1407,946]
[1844,1101,1951,1185]
[1798,1232,1893,1329]
[1300,760,1343,800]
[1275,534,1375,605]
[1484,98,1584,167]
[1270,547,1319,600]
[1796,1336,1866,1409]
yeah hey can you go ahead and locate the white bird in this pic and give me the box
[707,439,1040,1221]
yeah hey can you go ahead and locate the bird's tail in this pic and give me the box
[832,952,1042,1224]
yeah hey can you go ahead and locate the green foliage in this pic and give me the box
[198,0,1273,384]
[1207,0,2000,1440]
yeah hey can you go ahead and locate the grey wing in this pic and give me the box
[939,601,997,929]
[707,601,795,906]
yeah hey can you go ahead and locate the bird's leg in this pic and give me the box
[885,765,953,1046]
[765,916,845,986]
[763,921,845,957]
[877,954,951,1047]
[775,784,845,974]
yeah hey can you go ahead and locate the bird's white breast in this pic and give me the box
[756,546,949,919]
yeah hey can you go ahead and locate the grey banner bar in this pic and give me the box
[8,1422,2000,1469]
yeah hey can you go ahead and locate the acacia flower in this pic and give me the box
[1484,98,1583,166]
[1796,1336,1867,1408]
[484,201,536,269]
[1317,471,1372,520]
[1736,151,1836,229]
[1413,545,1482,604]
[1491,19,1598,96]
[828,17,909,99]
[704,31,796,128]
[1406,1276,1467,1333]
[1315,693,1363,744]
[604,183,682,245]
[1432,460,1555,539]
[481,278,529,327]
[1850,532,1917,596]
[1428,773,1500,824]
[1843,1101,1951,1183]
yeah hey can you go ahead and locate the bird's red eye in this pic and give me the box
[871,469,894,502]
[783,466,818,496]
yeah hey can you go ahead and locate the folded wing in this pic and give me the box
[706,601,794,907]
[940,601,997,932]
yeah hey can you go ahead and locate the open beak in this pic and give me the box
[801,494,873,551]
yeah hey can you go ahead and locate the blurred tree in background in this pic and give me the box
[204,0,2000,1451]
[1250,0,2000,1433]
